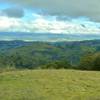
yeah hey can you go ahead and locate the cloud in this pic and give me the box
[1,7,24,18]
[0,14,100,34]
[0,0,100,22]
[0,16,22,31]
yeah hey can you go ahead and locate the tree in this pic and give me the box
[79,52,100,70]
[42,59,71,69]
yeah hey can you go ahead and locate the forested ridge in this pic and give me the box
[0,40,100,70]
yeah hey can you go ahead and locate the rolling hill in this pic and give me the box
[0,39,100,69]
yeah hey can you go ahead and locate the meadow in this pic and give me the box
[0,70,100,100]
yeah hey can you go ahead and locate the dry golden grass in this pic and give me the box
[0,69,100,100]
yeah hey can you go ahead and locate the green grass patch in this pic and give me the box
[0,70,100,100]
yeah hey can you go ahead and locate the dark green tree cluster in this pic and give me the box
[0,53,72,70]
[79,53,100,70]
[1,52,100,71]
[42,60,71,69]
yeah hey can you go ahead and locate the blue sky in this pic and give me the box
[0,0,100,34]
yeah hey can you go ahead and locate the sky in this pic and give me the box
[0,0,100,34]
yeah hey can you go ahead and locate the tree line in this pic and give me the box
[0,52,100,71]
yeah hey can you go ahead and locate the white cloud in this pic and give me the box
[0,14,100,34]
[0,16,22,31]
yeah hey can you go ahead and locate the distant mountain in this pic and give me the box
[0,32,100,41]
[0,40,33,52]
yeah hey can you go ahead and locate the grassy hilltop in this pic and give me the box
[0,70,100,100]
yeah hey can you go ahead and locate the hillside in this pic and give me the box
[0,70,100,100]
[0,40,33,52]
[0,40,100,69]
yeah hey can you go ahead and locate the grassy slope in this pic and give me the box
[0,70,100,100]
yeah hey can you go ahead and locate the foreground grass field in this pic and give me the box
[0,70,100,100]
